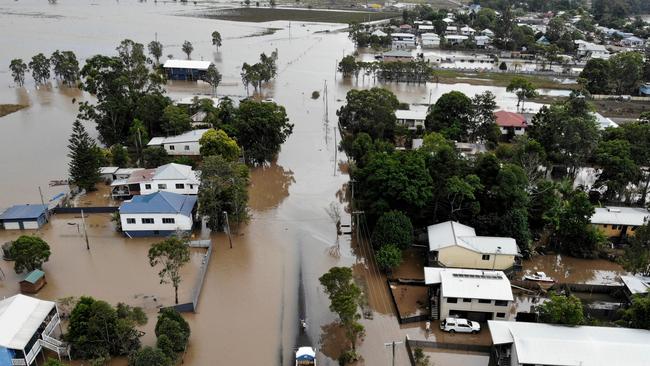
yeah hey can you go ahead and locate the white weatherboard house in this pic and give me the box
[488,320,650,366]
[111,163,200,198]
[0,294,70,366]
[396,109,427,130]
[147,129,209,156]
[119,191,197,237]
[427,221,519,270]
[391,33,417,48]
[424,267,515,321]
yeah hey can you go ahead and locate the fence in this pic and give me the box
[406,337,491,354]
[166,239,214,314]
[591,94,650,101]
[52,206,118,214]
[387,279,430,324]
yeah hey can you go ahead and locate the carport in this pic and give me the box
[449,310,494,323]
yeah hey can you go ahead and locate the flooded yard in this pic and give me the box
[522,254,626,285]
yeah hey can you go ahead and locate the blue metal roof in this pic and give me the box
[0,204,48,220]
[119,191,196,216]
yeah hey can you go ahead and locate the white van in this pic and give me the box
[440,317,480,334]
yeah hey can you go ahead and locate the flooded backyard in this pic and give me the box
[0,1,593,365]
[522,254,626,285]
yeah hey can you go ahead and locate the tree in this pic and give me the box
[375,244,403,272]
[319,267,364,351]
[155,308,190,355]
[622,223,650,276]
[211,31,222,50]
[11,235,51,274]
[354,150,433,221]
[371,210,414,250]
[66,296,143,359]
[9,59,28,86]
[593,139,640,200]
[28,53,51,84]
[506,77,537,112]
[579,58,610,94]
[198,155,249,231]
[204,64,222,96]
[338,55,358,77]
[78,39,165,146]
[555,190,604,258]
[471,91,499,143]
[337,88,399,141]
[413,348,431,366]
[233,100,293,165]
[110,144,129,167]
[199,128,240,160]
[143,146,170,168]
[621,294,650,330]
[425,91,473,141]
[148,236,191,304]
[129,347,171,366]
[50,50,79,86]
[182,41,193,59]
[68,120,101,191]
[161,105,191,135]
[537,292,584,325]
[608,51,644,95]
[148,40,163,65]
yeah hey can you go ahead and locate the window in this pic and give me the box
[175,183,184,189]
[141,218,154,224]
[144,184,151,190]
[184,145,190,151]
[158,184,167,189]
[478,299,492,304]
[189,184,194,189]
[602,224,608,228]
[463,298,472,303]
[446,297,457,303]
[126,218,135,224]
[495,300,509,306]
[612,225,619,230]
[496,313,506,318]
[162,218,175,224]
[169,145,175,151]
[482,254,490,260]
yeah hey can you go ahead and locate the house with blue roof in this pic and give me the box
[0,204,48,230]
[118,191,197,237]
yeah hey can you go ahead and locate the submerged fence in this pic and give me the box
[170,239,214,313]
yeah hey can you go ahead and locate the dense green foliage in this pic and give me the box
[68,120,101,191]
[580,52,645,95]
[199,128,240,160]
[371,211,414,250]
[375,244,403,271]
[128,347,171,366]
[621,223,650,276]
[620,294,650,330]
[9,58,28,86]
[10,235,51,274]
[319,267,364,352]
[233,100,293,164]
[338,87,399,141]
[155,308,191,356]
[537,292,584,325]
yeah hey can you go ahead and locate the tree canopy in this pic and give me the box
[68,120,101,192]
[148,236,191,305]
[199,128,240,160]
[371,210,414,250]
[337,88,399,141]
[10,235,51,274]
[425,91,473,141]
[537,292,584,325]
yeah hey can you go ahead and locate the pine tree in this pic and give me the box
[68,120,100,191]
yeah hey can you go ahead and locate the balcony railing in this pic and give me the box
[43,313,59,336]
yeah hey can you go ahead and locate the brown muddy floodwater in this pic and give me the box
[0,1,573,365]
[522,254,626,285]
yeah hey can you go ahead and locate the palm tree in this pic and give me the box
[182,41,193,60]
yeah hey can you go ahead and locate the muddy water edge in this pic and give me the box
[0,1,575,365]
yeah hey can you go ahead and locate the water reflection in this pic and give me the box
[522,254,625,285]
[248,161,295,211]
[318,322,347,361]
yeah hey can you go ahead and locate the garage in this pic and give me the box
[449,310,494,323]
[0,204,48,230]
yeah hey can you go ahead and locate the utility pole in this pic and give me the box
[333,126,337,176]
[38,186,48,220]
[384,341,403,366]
[223,211,233,249]
[81,209,90,251]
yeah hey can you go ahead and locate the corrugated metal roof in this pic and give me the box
[427,221,519,255]
[119,191,196,216]
[424,267,513,301]
[591,206,650,226]
[621,275,650,295]
[147,129,209,145]
[0,294,55,349]
[0,204,47,220]
[21,269,45,284]
[163,59,212,70]
[395,109,427,120]
[488,320,650,366]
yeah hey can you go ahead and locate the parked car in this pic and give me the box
[440,317,480,334]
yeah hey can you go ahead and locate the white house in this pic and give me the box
[575,41,610,60]
[147,129,209,156]
[488,320,650,366]
[111,163,200,198]
[421,33,440,48]
[445,34,469,45]
[119,191,197,237]
[0,294,70,366]
[475,35,491,48]
[460,25,476,36]
[445,25,458,35]
[395,109,427,130]
[417,25,435,33]
[371,29,387,37]
[621,36,645,48]
[424,267,515,322]
[390,33,416,49]
[427,221,519,270]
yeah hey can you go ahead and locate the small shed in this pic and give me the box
[19,269,46,294]
[163,59,213,81]
[0,204,48,230]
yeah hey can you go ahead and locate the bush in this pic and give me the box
[371,210,413,250]
[338,349,360,365]
[128,347,171,366]
[499,61,507,70]
[11,235,51,274]
[155,309,190,354]
[311,90,320,99]
[375,244,403,272]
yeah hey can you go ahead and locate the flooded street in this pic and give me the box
[0,1,579,365]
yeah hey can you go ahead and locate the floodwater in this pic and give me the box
[522,254,626,285]
[0,1,577,365]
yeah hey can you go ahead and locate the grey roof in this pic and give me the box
[591,206,650,226]
[383,50,413,58]
[427,221,518,255]
[424,267,513,301]
[488,320,650,366]
[621,275,650,295]
[0,204,47,220]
